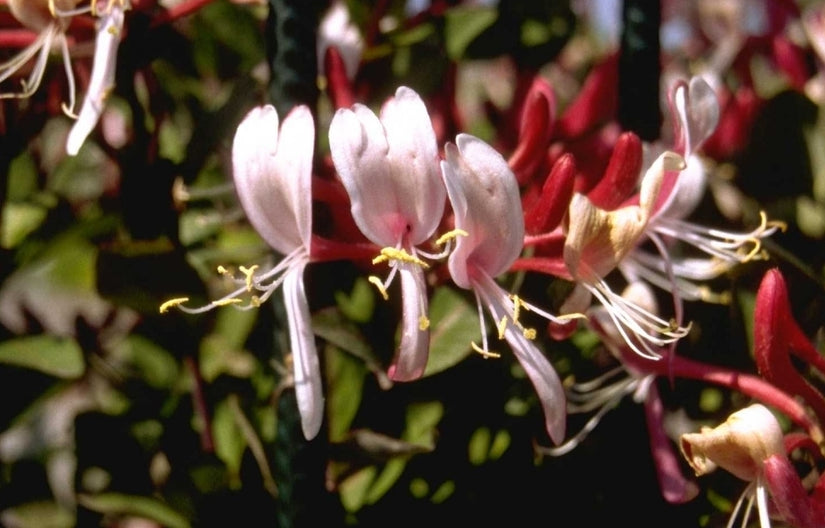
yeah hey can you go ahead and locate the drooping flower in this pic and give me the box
[680,404,822,528]
[441,133,570,444]
[329,86,446,382]
[161,104,323,440]
[66,0,130,155]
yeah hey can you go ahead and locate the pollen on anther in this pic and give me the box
[239,265,259,292]
[419,316,430,331]
[523,328,537,340]
[368,276,389,300]
[497,316,508,339]
[471,342,501,359]
[435,228,469,246]
[159,297,189,314]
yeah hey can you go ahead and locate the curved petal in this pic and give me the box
[388,265,429,381]
[475,273,566,444]
[443,134,524,288]
[66,5,124,156]
[329,104,397,246]
[673,76,720,157]
[380,86,445,244]
[283,263,324,440]
[329,87,443,246]
[232,105,314,255]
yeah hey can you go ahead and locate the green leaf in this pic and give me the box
[363,401,444,505]
[0,501,74,528]
[212,398,246,489]
[112,335,179,389]
[1,202,48,249]
[339,466,376,513]
[444,6,498,59]
[423,287,478,377]
[313,307,390,388]
[334,277,376,324]
[325,345,366,443]
[78,494,190,528]
[0,335,84,379]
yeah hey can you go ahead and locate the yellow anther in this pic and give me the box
[739,238,763,262]
[217,265,230,275]
[239,265,259,292]
[471,342,501,359]
[372,247,429,268]
[419,316,430,331]
[510,295,531,324]
[368,276,389,300]
[497,316,508,340]
[213,298,243,308]
[435,229,469,246]
[555,312,588,323]
[523,328,537,340]
[251,296,262,308]
[159,297,189,314]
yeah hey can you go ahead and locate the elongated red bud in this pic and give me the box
[324,46,355,109]
[754,268,825,424]
[772,34,809,92]
[524,154,576,234]
[586,132,642,210]
[509,77,556,184]
[557,53,618,140]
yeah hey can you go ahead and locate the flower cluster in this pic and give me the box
[5,1,825,526]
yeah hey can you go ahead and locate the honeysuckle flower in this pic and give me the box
[618,77,784,306]
[442,133,572,444]
[161,104,323,440]
[1,0,76,111]
[562,150,690,359]
[66,0,129,155]
[679,404,819,528]
[317,1,362,82]
[329,86,447,382]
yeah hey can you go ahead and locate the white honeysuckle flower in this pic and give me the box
[442,133,570,445]
[66,1,129,155]
[329,86,446,382]
[161,104,323,440]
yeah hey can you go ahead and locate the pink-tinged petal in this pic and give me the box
[329,104,395,245]
[329,87,443,247]
[66,5,124,156]
[232,105,314,255]
[380,86,445,244]
[652,153,708,221]
[283,264,323,440]
[564,152,684,282]
[443,134,524,288]
[671,76,720,157]
[763,455,821,528]
[475,272,566,444]
[388,266,429,382]
[643,384,699,504]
